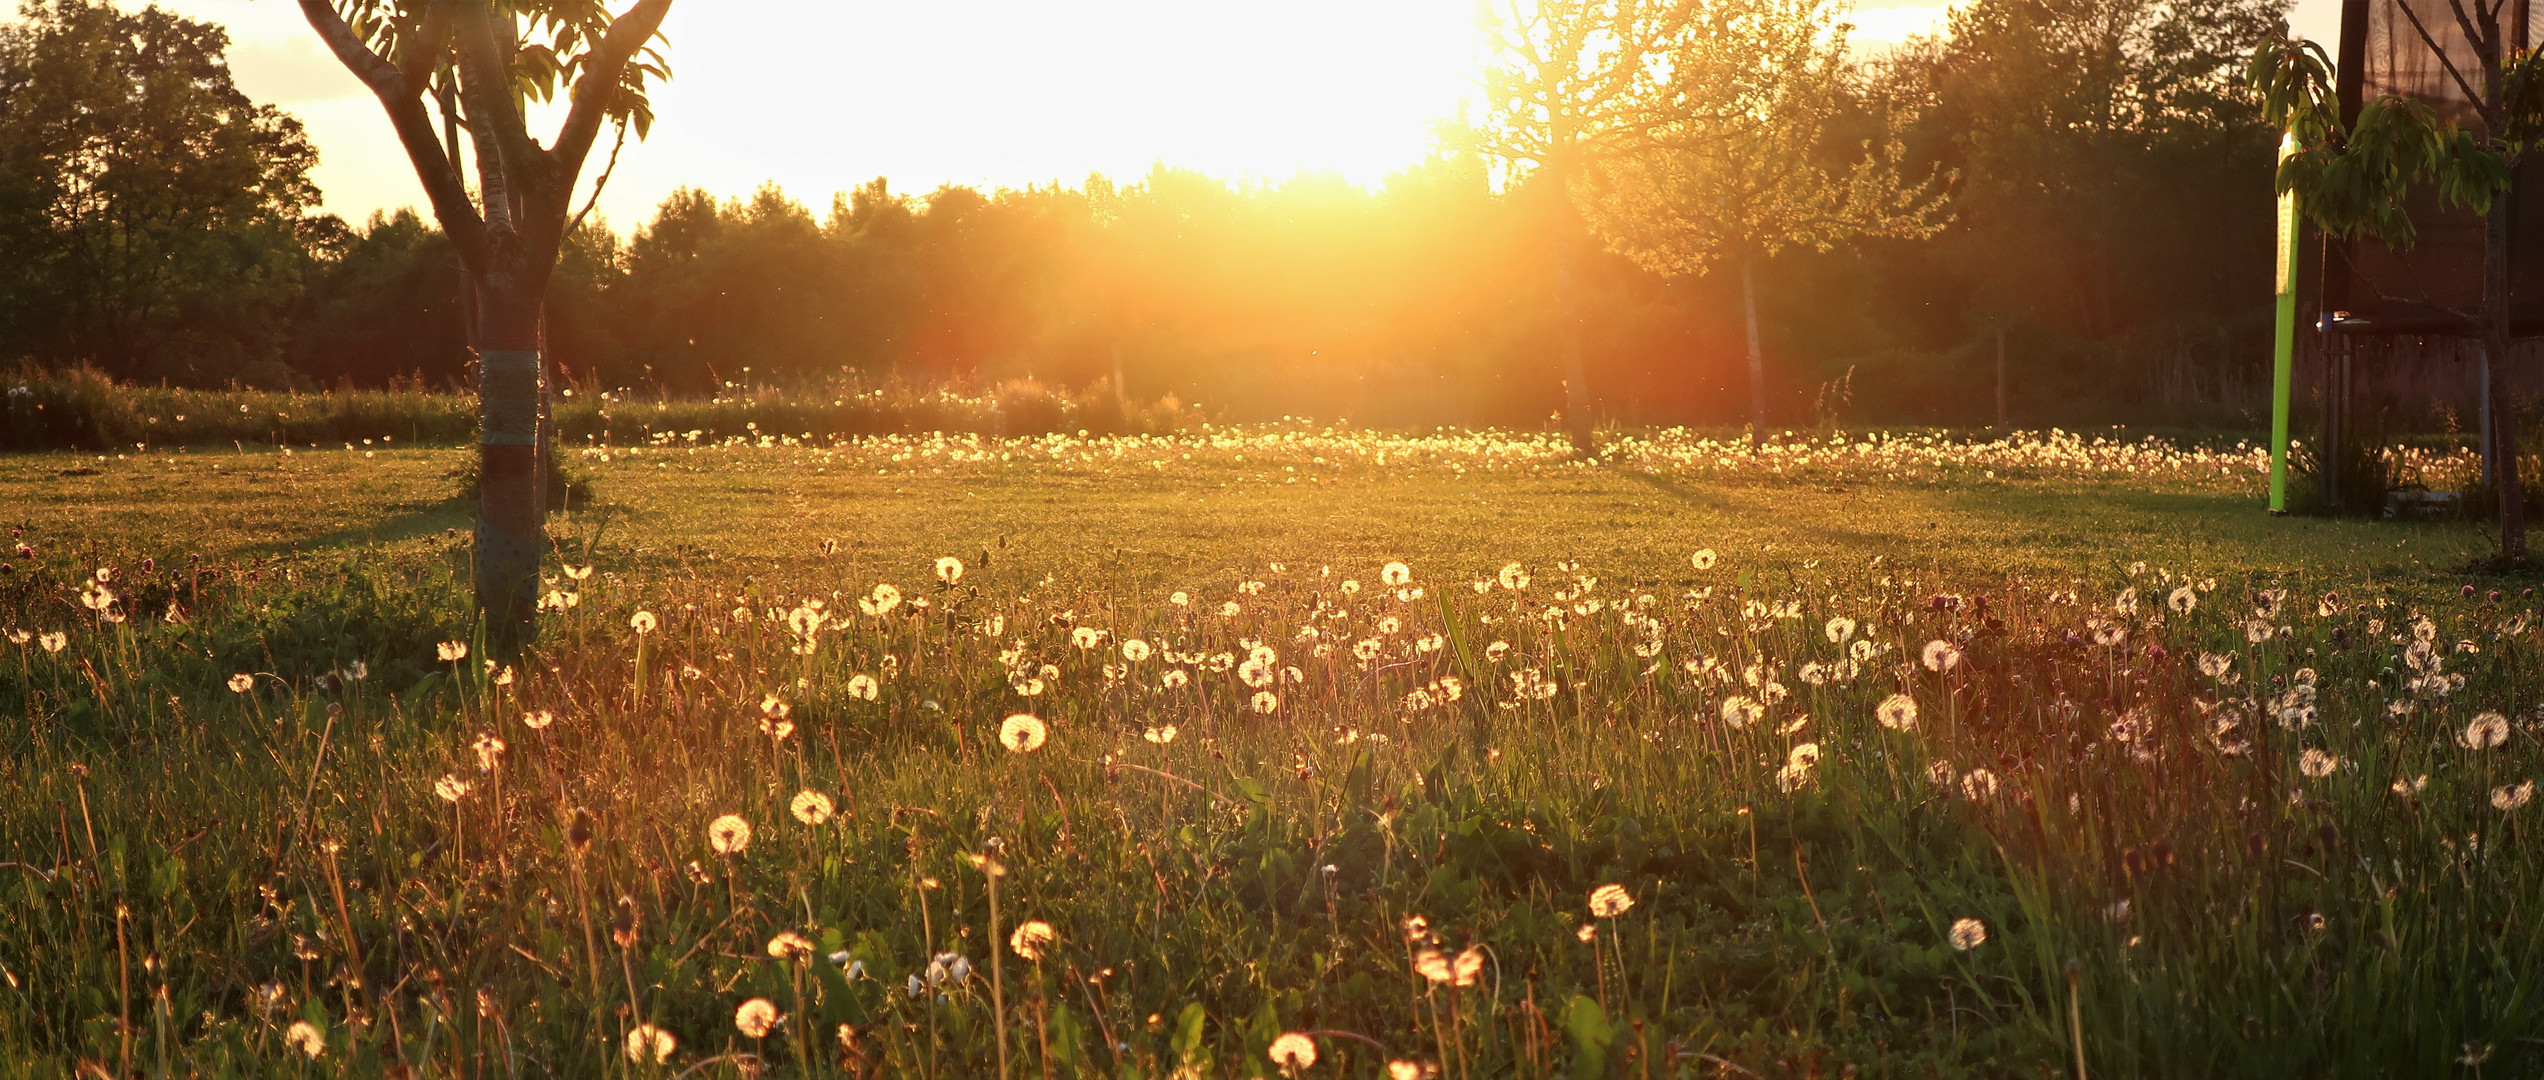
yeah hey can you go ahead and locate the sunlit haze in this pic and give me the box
[125,0,2339,229]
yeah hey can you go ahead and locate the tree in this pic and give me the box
[1579,0,1945,440]
[297,0,674,642]
[0,0,326,385]
[1469,0,1685,455]
[2250,32,2534,559]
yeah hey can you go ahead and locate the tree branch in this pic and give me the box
[2401,0,2482,112]
[396,3,454,88]
[296,0,487,265]
[553,0,675,185]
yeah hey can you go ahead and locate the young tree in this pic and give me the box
[1579,0,1945,441]
[297,0,674,642]
[1469,0,1686,455]
[2250,33,2534,560]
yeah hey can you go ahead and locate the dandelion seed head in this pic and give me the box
[1876,693,1918,731]
[1949,917,1987,950]
[1010,920,1055,960]
[629,611,657,634]
[1588,883,1633,918]
[789,790,834,826]
[708,814,753,854]
[734,997,780,1039]
[624,1024,676,1063]
[1268,1032,1318,1071]
[1001,713,1048,752]
[284,1020,325,1058]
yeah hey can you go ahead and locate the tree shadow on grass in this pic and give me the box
[250,491,475,557]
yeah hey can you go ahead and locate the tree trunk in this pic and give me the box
[1741,256,1767,445]
[1555,238,1596,455]
[1994,323,2008,430]
[475,279,547,646]
[1548,170,1596,456]
[2483,191,2527,559]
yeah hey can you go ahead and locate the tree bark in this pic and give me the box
[1742,255,1767,444]
[474,281,546,646]
[2483,191,2527,559]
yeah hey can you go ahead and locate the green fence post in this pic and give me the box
[2269,131,2298,515]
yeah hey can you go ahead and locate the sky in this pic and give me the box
[137,0,2345,232]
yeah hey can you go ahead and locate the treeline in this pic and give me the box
[2,0,2286,429]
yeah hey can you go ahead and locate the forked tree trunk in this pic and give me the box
[474,280,547,643]
[1741,256,1767,445]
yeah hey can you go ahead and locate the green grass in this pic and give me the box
[0,427,2536,1079]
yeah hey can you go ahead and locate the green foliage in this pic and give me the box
[2245,38,2523,246]
[0,0,327,384]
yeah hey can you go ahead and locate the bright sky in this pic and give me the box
[141,0,2341,232]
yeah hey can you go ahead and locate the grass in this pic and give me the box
[0,425,2537,1079]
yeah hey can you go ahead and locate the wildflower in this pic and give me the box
[433,775,472,803]
[1401,914,1430,943]
[2167,585,2197,614]
[935,556,964,583]
[1778,743,1821,791]
[437,640,468,662]
[2391,774,2430,797]
[790,790,834,826]
[2299,748,2339,779]
[1719,695,1762,728]
[1389,1061,1435,1080]
[1961,769,1999,800]
[564,564,594,580]
[1824,616,1855,644]
[1875,693,1918,731]
[523,710,554,730]
[472,733,505,771]
[708,814,753,854]
[1001,713,1048,752]
[847,673,879,700]
[1948,917,1987,951]
[767,931,816,961]
[284,1020,325,1058]
[629,610,657,634]
[1072,626,1105,649]
[734,997,780,1039]
[2495,780,2536,811]
[1120,639,1154,663]
[1251,690,1280,714]
[624,1024,676,1063]
[1010,920,1055,960]
[1268,1031,1318,1072]
[1143,725,1177,744]
[227,673,253,693]
[2197,652,2234,678]
[1575,923,1597,942]
[2463,712,2511,750]
[925,952,970,985]
[1499,563,1530,589]
[39,631,66,653]
[858,584,902,616]
[1588,883,1633,918]
[1690,549,1718,570]
[1921,640,1962,672]
[492,665,516,686]
[1452,945,1484,986]
[1410,946,1455,984]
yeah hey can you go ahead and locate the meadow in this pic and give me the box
[1,425,2537,1079]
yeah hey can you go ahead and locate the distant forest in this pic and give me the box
[1,0,2287,429]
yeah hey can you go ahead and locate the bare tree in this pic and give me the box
[298,0,673,642]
